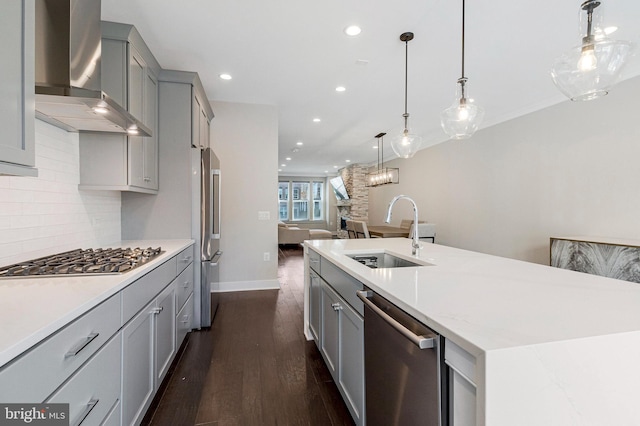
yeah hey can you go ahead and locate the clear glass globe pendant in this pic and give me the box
[391,113,423,159]
[550,0,634,101]
[390,32,423,159]
[441,77,484,140]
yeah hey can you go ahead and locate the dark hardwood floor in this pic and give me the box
[143,246,354,426]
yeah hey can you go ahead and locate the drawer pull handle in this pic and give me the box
[181,256,192,262]
[310,258,319,263]
[331,303,342,311]
[151,306,164,315]
[181,314,191,324]
[182,281,190,288]
[65,333,99,358]
[74,398,99,426]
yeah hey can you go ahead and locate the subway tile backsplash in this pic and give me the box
[0,120,121,266]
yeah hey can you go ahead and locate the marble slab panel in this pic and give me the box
[551,238,640,283]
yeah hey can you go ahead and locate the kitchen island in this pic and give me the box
[304,238,640,426]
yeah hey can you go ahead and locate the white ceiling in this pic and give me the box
[102,0,640,175]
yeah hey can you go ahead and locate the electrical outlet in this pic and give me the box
[263,252,270,261]
[258,211,270,220]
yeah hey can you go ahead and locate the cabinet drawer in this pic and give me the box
[320,257,364,316]
[175,262,194,312]
[308,249,321,273]
[122,256,176,324]
[47,334,122,426]
[0,294,121,403]
[176,245,194,275]
[176,293,193,347]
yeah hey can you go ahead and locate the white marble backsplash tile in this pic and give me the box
[0,120,121,266]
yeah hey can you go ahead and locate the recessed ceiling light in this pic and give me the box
[313,118,321,123]
[281,164,286,167]
[324,170,329,173]
[219,73,232,80]
[335,86,346,92]
[286,157,291,161]
[333,165,338,168]
[345,159,351,163]
[296,141,303,146]
[604,26,618,35]
[344,25,362,36]
[278,169,282,172]
[373,145,378,149]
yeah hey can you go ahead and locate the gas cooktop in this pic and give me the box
[0,247,163,279]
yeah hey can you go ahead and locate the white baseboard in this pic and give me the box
[215,279,281,293]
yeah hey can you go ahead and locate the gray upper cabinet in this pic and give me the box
[160,70,213,150]
[79,22,160,193]
[192,92,211,149]
[0,0,36,177]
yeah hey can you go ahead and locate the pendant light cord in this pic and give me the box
[458,0,468,101]
[404,40,409,117]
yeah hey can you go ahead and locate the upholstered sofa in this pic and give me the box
[278,222,332,245]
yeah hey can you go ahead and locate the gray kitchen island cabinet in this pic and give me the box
[0,0,36,177]
[307,248,365,426]
[79,22,160,193]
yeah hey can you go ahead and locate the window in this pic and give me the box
[278,182,289,221]
[279,179,324,222]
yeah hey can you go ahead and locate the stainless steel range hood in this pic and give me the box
[34,0,151,137]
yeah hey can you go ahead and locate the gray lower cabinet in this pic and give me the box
[0,244,194,426]
[445,339,477,426]
[0,0,36,176]
[320,281,365,426]
[308,270,322,343]
[309,248,364,426]
[47,334,122,426]
[122,279,177,426]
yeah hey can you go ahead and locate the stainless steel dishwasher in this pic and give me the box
[357,289,444,426]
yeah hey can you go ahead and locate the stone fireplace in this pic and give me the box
[336,164,369,238]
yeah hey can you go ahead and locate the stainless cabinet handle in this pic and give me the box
[182,280,190,288]
[143,176,151,182]
[357,290,436,350]
[65,333,99,358]
[151,306,164,314]
[310,258,320,263]
[181,256,192,262]
[181,314,191,324]
[74,399,99,426]
[331,302,342,311]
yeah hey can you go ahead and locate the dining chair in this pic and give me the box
[346,220,357,239]
[353,220,371,239]
[409,223,436,243]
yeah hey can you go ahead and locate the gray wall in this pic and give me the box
[368,75,640,265]
[210,101,279,290]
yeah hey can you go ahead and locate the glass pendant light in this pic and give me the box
[441,0,484,140]
[550,0,634,101]
[390,32,423,159]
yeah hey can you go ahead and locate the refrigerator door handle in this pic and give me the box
[212,169,221,240]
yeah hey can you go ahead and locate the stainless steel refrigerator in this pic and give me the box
[200,147,222,327]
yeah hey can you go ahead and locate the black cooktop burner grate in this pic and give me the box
[0,247,163,278]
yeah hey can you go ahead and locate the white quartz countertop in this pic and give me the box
[0,239,194,368]
[305,238,640,357]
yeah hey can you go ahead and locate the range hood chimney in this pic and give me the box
[34,0,151,137]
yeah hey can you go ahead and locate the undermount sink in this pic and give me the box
[346,252,430,269]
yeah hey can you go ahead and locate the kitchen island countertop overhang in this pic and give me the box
[304,238,640,425]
